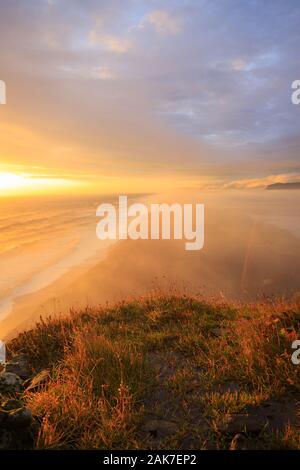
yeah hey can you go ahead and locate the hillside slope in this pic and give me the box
[1,295,300,450]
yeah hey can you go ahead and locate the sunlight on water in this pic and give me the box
[0,195,117,319]
[0,190,299,335]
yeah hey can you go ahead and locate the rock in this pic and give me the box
[141,419,178,439]
[0,396,34,449]
[5,354,32,380]
[6,407,32,429]
[0,399,32,428]
[25,369,50,392]
[0,429,12,450]
[229,433,249,450]
[219,414,266,435]
[0,372,22,393]
[211,327,225,337]
[0,408,6,426]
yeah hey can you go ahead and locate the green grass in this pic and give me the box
[7,294,300,449]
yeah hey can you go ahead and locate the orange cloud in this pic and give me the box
[223,173,300,189]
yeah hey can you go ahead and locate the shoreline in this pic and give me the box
[0,238,117,340]
[1,190,300,340]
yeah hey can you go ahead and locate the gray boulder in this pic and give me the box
[0,429,12,450]
[5,354,32,380]
[6,407,32,429]
[0,372,23,393]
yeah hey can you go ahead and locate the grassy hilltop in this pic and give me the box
[5,294,300,450]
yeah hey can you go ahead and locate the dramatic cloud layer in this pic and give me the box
[0,0,299,192]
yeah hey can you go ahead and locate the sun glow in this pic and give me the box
[0,173,27,190]
[0,172,80,196]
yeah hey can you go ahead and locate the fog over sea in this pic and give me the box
[0,190,300,339]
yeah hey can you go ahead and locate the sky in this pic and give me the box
[0,0,299,195]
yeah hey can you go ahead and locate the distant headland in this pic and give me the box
[266,182,300,190]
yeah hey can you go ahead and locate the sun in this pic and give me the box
[0,172,82,196]
[0,173,28,190]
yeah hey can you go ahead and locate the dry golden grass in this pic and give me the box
[8,294,300,449]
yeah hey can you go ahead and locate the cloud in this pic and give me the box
[97,65,116,80]
[89,31,132,53]
[141,10,183,35]
[57,64,116,80]
[224,173,300,190]
[0,0,299,187]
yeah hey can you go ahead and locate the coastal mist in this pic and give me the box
[1,189,299,339]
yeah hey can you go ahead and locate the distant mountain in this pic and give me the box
[266,182,300,190]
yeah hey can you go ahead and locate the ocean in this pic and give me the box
[0,195,117,320]
[0,190,300,332]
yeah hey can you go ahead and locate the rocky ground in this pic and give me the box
[0,355,49,449]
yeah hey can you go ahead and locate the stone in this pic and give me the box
[25,369,50,391]
[5,354,32,380]
[0,408,6,426]
[141,419,178,439]
[219,414,266,435]
[0,372,22,393]
[6,407,32,429]
[0,429,12,450]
